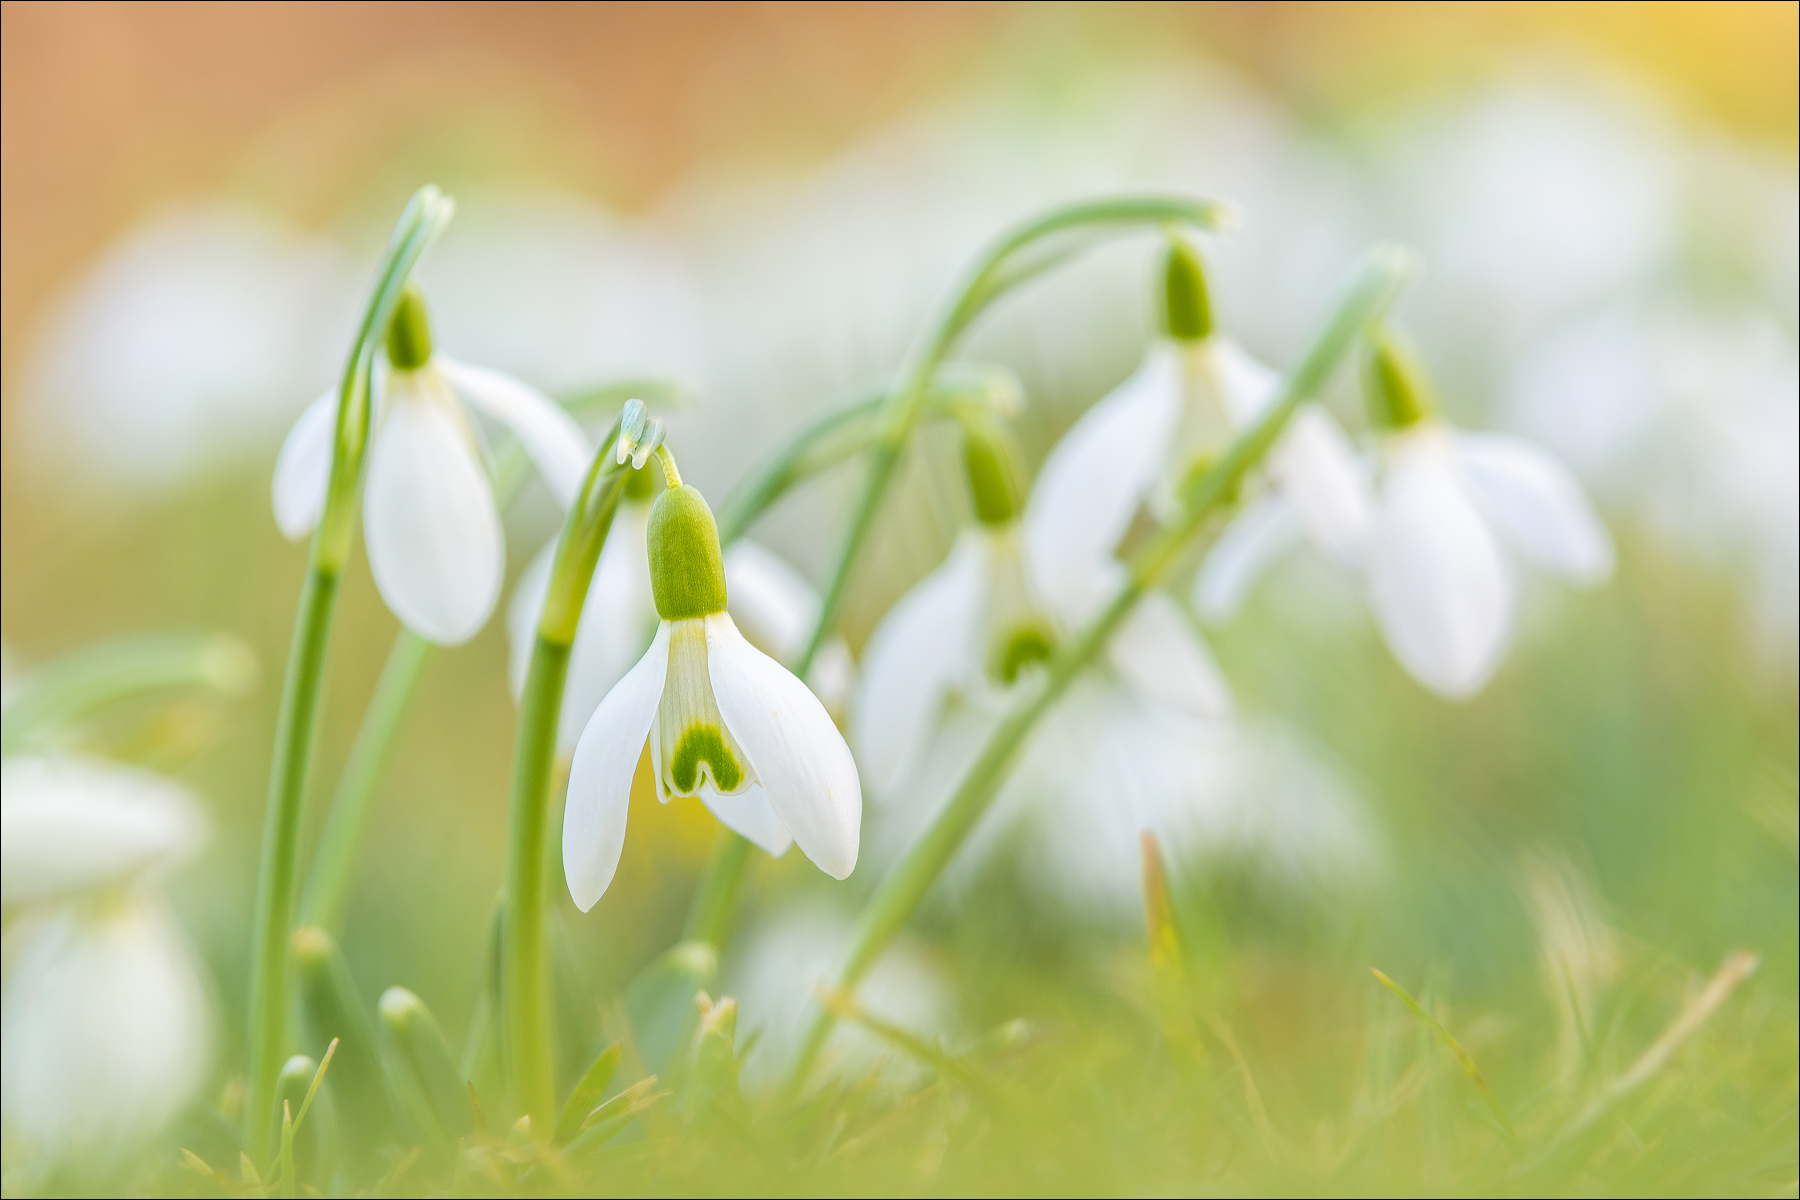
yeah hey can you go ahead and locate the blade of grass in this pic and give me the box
[1560,950,1759,1143]
[1371,967,1519,1144]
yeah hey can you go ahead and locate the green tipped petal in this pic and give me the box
[1363,327,1436,430]
[648,485,729,620]
[1163,239,1213,342]
[672,723,746,794]
[384,286,433,371]
[993,621,1057,684]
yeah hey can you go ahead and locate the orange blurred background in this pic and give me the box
[4,1,1795,369]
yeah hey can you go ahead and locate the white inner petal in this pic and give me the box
[976,526,1058,689]
[651,618,756,801]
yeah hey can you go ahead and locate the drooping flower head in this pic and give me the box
[563,453,861,910]
[857,409,1369,916]
[506,463,853,756]
[1358,328,1614,697]
[1028,239,1369,601]
[273,286,590,645]
[856,412,1232,799]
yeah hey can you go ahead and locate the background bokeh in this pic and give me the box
[2,2,1795,1189]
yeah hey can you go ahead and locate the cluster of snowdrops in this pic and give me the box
[0,185,1617,1190]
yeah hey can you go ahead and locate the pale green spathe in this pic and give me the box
[648,485,729,620]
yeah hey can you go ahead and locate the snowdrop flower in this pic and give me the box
[506,469,853,754]
[1,756,212,1169]
[877,683,1376,917]
[1027,242,1369,603]
[1359,331,1614,698]
[857,415,1232,800]
[1506,305,1798,656]
[19,205,354,497]
[563,461,861,909]
[726,906,956,1089]
[272,286,590,645]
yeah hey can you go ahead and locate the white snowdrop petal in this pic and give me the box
[706,614,861,879]
[1269,406,1373,564]
[557,501,658,753]
[1454,431,1616,583]
[1203,336,1283,425]
[851,533,986,796]
[0,756,207,906]
[363,381,504,645]
[438,357,592,508]
[564,625,670,911]
[723,538,855,708]
[1192,494,1305,622]
[1106,587,1234,721]
[1,901,211,1160]
[699,785,795,858]
[271,389,336,539]
[1025,344,1181,593]
[1368,437,1514,698]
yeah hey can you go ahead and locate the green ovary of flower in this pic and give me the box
[994,623,1056,685]
[670,723,745,794]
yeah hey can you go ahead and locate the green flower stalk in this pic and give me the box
[785,243,1418,1095]
[0,632,257,757]
[502,408,637,1137]
[244,185,452,1161]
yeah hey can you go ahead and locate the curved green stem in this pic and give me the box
[684,198,1227,949]
[784,244,1417,1096]
[0,632,256,757]
[298,630,431,933]
[794,195,1229,676]
[298,380,682,935]
[245,187,451,1161]
[503,419,630,1136]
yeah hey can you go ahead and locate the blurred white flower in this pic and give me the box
[725,907,956,1090]
[1506,305,1798,655]
[1364,422,1613,698]
[272,289,591,645]
[876,680,1377,917]
[0,756,212,1169]
[1030,330,1369,619]
[506,499,853,754]
[1388,77,1677,347]
[18,205,355,496]
[564,486,861,910]
[855,518,1232,800]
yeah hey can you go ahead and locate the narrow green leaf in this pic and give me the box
[1370,967,1519,1143]
[378,986,475,1151]
[554,1043,622,1145]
